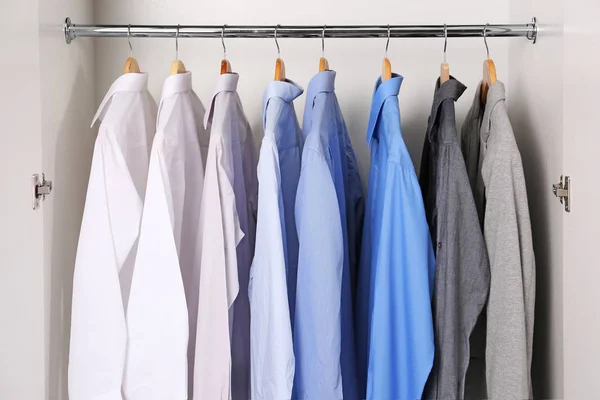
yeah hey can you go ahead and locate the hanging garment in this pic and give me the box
[461,81,536,399]
[419,77,490,400]
[248,79,303,400]
[194,73,258,400]
[68,73,156,400]
[124,72,208,400]
[355,74,436,400]
[293,70,363,400]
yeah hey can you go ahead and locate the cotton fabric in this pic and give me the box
[68,72,156,400]
[249,79,303,400]
[355,74,436,400]
[461,81,536,399]
[124,72,208,400]
[419,77,490,400]
[293,70,363,400]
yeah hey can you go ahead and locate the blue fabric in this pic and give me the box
[262,79,304,325]
[293,71,364,400]
[356,74,436,400]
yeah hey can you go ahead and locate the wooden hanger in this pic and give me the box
[481,24,497,103]
[382,25,392,82]
[274,25,286,81]
[170,24,187,75]
[124,25,141,74]
[319,26,329,72]
[440,24,450,84]
[220,25,232,74]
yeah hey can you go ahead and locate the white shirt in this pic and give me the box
[249,80,304,400]
[68,73,157,400]
[194,73,257,400]
[124,72,208,400]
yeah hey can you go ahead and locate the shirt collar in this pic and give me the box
[481,80,506,143]
[204,73,240,128]
[366,73,403,147]
[161,71,193,100]
[91,73,149,127]
[262,79,304,127]
[425,76,467,141]
[303,70,336,136]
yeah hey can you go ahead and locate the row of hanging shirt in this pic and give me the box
[68,49,535,400]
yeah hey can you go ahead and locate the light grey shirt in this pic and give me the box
[419,77,490,400]
[462,81,536,399]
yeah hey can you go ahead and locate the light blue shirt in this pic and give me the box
[249,80,303,400]
[293,71,363,400]
[355,74,436,400]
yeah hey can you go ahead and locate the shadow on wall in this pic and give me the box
[47,66,95,400]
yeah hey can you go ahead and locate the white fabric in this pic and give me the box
[124,72,208,400]
[68,73,156,400]
[194,73,257,400]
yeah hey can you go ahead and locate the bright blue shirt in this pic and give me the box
[293,71,364,400]
[356,74,436,400]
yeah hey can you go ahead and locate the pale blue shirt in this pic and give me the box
[355,74,436,400]
[249,80,303,400]
[293,71,363,400]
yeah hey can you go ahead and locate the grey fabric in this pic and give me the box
[460,83,485,224]
[462,81,536,400]
[419,77,490,400]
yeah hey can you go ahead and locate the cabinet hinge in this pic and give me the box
[552,175,570,212]
[32,173,53,210]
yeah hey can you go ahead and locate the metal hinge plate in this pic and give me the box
[552,175,570,212]
[32,173,53,210]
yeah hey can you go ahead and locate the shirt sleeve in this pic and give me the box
[69,132,140,400]
[123,135,189,400]
[293,146,344,399]
[368,166,436,400]
[249,138,295,400]
[484,143,535,399]
[194,133,243,400]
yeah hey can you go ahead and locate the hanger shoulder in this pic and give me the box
[481,58,497,103]
[124,57,140,74]
[170,59,187,75]
[382,57,392,82]
[220,59,232,75]
[274,58,286,81]
[319,57,329,72]
[440,62,450,84]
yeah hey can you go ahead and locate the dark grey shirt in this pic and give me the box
[419,77,490,400]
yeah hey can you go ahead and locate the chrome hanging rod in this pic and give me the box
[64,17,538,44]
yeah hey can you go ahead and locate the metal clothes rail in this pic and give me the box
[63,17,538,44]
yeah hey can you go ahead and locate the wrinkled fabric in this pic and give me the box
[356,74,436,400]
[293,70,363,400]
[69,73,156,400]
[419,77,490,400]
[462,81,536,399]
[194,73,257,400]
[125,72,208,400]
[249,79,303,400]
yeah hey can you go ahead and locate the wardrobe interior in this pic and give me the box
[8,0,567,398]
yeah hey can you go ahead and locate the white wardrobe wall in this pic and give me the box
[508,2,564,399]
[94,0,511,181]
[40,1,96,399]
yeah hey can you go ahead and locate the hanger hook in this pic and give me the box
[443,23,448,63]
[385,25,391,57]
[275,24,281,58]
[484,23,490,59]
[175,24,180,60]
[222,24,227,60]
[322,25,326,58]
[127,24,133,57]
